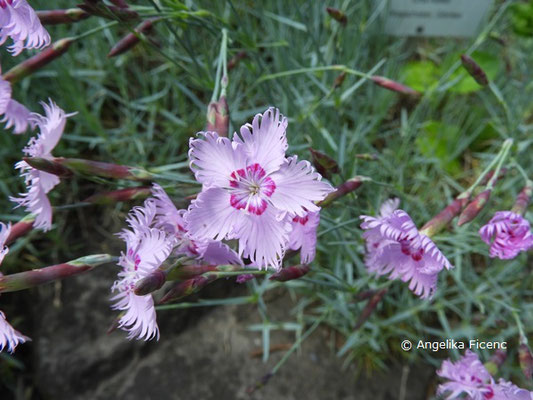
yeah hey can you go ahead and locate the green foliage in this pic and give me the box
[1,0,533,395]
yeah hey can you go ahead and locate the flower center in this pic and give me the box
[228,163,276,216]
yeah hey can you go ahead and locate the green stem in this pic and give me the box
[72,21,119,41]
[485,139,513,191]
[458,138,512,198]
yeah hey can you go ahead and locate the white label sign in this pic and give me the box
[384,0,492,37]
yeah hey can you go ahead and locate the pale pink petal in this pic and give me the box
[379,198,400,218]
[1,0,50,56]
[151,183,186,235]
[111,289,159,341]
[135,227,176,276]
[10,167,54,231]
[200,240,243,265]
[269,156,335,216]
[0,222,11,265]
[234,206,291,269]
[0,310,30,353]
[1,99,31,134]
[0,77,12,115]
[185,187,244,241]
[233,107,288,174]
[189,132,247,187]
[288,211,320,264]
[26,100,73,156]
[437,351,493,400]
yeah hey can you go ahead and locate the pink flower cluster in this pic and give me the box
[479,211,533,260]
[0,222,30,352]
[112,184,244,340]
[185,107,334,269]
[0,0,50,55]
[437,350,533,400]
[360,199,452,299]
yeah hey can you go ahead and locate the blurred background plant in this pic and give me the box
[0,0,532,398]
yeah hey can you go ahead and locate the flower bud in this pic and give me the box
[3,38,74,84]
[354,289,387,330]
[420,197,469,237]
[24,157,154,181]
[371,76,420,96]
[134,270,166,296]
[269,265,310,282]
[457,189,491,226]
[83,186,151,205]
[158,275,216,304]
[326,7,347,26]
[511,181,533,216]
[36,9,90,25]
[318,176,368,208]
[206,95,229,137]
[309,148,339,179]
[0,254,115,293]
[460,54,489,86]
[227,51,248,71]
[333,72,346,89]
[6,215,35,245]
[107,18,159,58]
[519,342,533,381]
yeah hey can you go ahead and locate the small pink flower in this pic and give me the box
[0,0,51,56]
[479,211,533,260]
[0,73,32,134]
[360,202,452,299]
[111,200,176,341]
[0,222,30,353]
[437,351,494,400]
[10,100,74,231]
[288,210,320,264]
[186,108,334,269]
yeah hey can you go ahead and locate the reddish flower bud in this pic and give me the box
[333,72,346,89]
[36,9,90,25]
[479,168,507,186]
[158,275,216,304]
[460,54,489,86]
[83,186,151,205]
[318,176,368,208]
[78,0,138,21]
[227,51,248,71]
[23,156,154,181]
[326,7,347,26]
[420,197,469,237]
[107,18,159,58]
[236,274,255,284]
[269,265,310,282]
[511,181,533,216]
[134,270,167,296]
[6,215,35,245]
[309,148,339,180]
[371,75,420,96]
[354,289,387,330]
[3,38,74,84]
[206,95,229,137]
[0,254,115,293]
[519,342,533,381]
[457,189,491,226]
